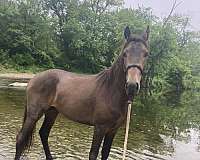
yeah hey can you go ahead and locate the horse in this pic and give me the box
[15,26,150,160]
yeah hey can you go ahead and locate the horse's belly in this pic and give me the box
[60,107,94,125]
[54,96,95,125]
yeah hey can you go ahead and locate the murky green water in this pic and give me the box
[0,78,200,160]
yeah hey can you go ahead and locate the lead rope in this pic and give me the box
[122,101,132,160]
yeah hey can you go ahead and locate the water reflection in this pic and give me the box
[0,78,200,160]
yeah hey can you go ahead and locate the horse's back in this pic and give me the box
[27,68,82,91]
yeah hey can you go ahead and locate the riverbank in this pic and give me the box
[0,65,38,79]
[0,73,35,79]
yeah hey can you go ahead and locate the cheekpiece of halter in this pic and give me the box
[125,64,143,75]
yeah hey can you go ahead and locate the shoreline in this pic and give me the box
[0,73,35,79]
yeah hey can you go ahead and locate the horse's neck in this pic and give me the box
[109,62,125,91]
[107,57,127,103]
[96,54,127,105]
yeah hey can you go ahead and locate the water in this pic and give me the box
[0,78,200,160]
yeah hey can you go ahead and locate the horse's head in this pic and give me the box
[122,26,150,99]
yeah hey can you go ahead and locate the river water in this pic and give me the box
[0,78,200,160]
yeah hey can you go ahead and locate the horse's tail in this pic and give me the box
[18,98,36,154]
[22,99,27,125]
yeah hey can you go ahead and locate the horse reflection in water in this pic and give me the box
[15,26,150,160]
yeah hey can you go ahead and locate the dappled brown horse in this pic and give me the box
[15,26,150,160]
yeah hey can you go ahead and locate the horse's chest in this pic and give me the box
[94,104,126,127]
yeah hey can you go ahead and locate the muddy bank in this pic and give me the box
[0,73,35,79]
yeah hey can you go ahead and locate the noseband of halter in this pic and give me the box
[126,64,143,75]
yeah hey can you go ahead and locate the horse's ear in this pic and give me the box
[142,25,150,41]
[124,26,131,40]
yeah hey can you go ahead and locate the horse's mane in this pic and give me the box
[96,42,125,89]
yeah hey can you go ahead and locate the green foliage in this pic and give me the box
[0,0,199,91]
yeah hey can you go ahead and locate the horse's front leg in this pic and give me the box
[89,125,106,160]
[101,129,117,160]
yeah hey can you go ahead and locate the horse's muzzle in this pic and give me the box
[126,82,140,98]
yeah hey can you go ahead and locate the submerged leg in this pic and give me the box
[101,129,117,160]
[15,105,43,160]
[39,107,58,160]
[89,126,106,160]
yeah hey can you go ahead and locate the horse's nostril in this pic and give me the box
[126,82,140,96]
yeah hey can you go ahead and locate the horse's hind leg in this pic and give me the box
[15,104,43,160]
[39,107,58,160]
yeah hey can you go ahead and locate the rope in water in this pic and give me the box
[122,102,132,160]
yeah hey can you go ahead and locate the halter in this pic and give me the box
[126,64,143,75]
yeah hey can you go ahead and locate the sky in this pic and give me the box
[124,0,200,31]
